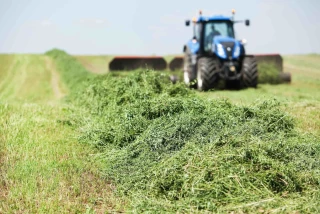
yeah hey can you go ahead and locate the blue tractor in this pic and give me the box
[183,10,258,90]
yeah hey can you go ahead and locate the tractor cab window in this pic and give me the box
[204,21,234,52]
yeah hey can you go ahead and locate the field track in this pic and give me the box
[45,56,65,99]
[0,54,120,213]
[0,55,61,102]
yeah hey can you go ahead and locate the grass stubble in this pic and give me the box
[0,53,124,213]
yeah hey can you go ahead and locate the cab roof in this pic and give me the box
[197,15,232,23]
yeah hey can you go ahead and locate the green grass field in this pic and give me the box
[0,54,122,213]
[74,55,114,74]
[0,51,319,213]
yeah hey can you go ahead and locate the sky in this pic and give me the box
[0,0,319,55]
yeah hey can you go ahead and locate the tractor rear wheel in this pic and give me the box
[197,57,220,91]
[241,57,258,88]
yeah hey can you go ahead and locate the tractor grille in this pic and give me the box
[221,42,235,58]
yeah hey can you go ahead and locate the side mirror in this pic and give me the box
[245,19,250,26]
[185,20,190,26]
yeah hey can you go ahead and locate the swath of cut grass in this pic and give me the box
[71,68,320,213]
[45,50,320,212]
[46,49,95,94]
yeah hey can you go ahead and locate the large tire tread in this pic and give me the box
[242,57,258,88]
[197,57,220,91]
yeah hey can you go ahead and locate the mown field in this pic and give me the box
[0,54,122,213]
[1,50,319,213]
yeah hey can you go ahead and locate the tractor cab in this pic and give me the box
[183,10,257,91]
[185,11,249,60]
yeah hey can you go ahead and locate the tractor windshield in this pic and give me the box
[203,21,234,52]
[204,21,234,39]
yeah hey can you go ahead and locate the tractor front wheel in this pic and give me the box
[197,57,220,91]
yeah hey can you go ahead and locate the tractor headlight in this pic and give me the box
[216,44,226,58]
[233,45,240,58]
